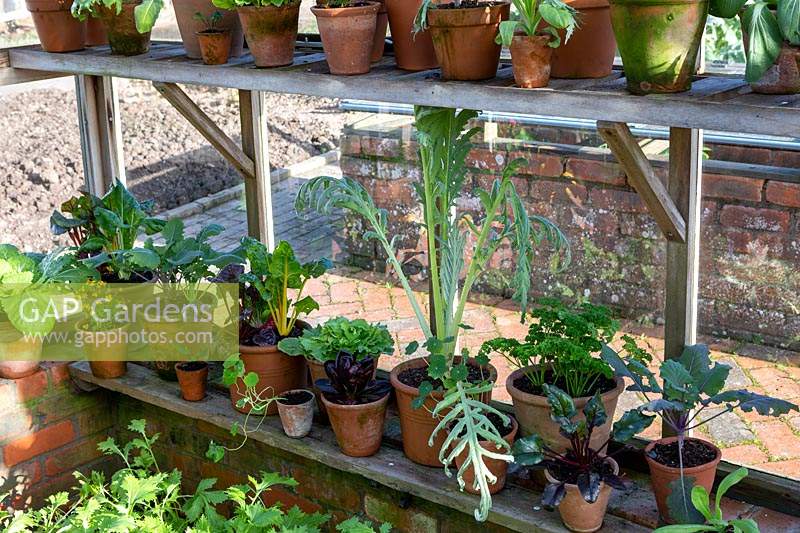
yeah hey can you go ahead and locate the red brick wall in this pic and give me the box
[337,120,800,350]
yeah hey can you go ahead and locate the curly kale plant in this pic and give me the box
[316,351,391,405]
[278,317,394,363]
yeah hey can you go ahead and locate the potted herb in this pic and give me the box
[296,105,569,521]
[193,11,232,65]
[496,0,577,87]
[175,361,209,401]
[512,384,646,533]
[316,352,392,457]
[311,0,382,75]
[71,0,162,55]
[603,343,798,524]
[174,0,244,59]
[414,0,510,80]
[550,0,617,79]
[27,0,86,52]
[212,0,301,68]
[480,299,626,451]
[276,388,315,438]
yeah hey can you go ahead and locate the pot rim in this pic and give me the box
[25,0,72,11]
[320,389,390,410]
[236,2,300,11]
[609,0,705,5]
[506,365,625,405]
[196,29,232,35]
[428,0,510,10]
[239,319,310,354]
[563,0,609,9]
[644,436,722,473]
[311,1,381,16]
[277,387,316,406]
[389,355,499,396]
[475,414,519,445]
[174,361,209,373]
[544,455,620,487]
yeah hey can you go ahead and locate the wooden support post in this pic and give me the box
[238,89,275,249]
[75,75,126,195]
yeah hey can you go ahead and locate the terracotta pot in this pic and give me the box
[550,0,615,78]
[427,2,510,81]
[312,2,381,75]
[174,0,244,59]
[372,0,389,63]
[89,361,127,379]
[385,0,438,70]
[26,0,86,52]
[86,17,108,46]
[322,391,389,457]
[175,361,209,401]
[749,42,800,95]
[506,367,624,452]
[308,356,381,421]
[509,34,553,88]
[645,437,722,524]
[277,389,315,438]
[0,324,42,379]
[546,457,618,532]
[229,343,307,415]
[390,356,497,467]
[196,30,232,65]
[609,0,707,94]
[81,323,129,379]
[454,416,518,495]
[97,2,151,56]
[0,360,41,379]
[237,4,300,68]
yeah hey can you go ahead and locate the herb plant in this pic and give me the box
[316,351,392,405]
[71,0,163,34]
[278,317,395,363]
[496,0,578,48]
[194,10,223,31]
[212,0,298,10]
[296,105,569,521]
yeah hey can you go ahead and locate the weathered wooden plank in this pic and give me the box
[239,89,275,248]
[0,48,66,86]
[597,121,686,243]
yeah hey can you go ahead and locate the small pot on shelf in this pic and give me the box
[237,3,300,68]
[26,0,86,52]
[385,0,438,70]
[175,361,209,401]
[509,33,553,88]
[550,0,616,79]
[371,0,389,62]
[97,1,152,56]
[174,0,244,59]
[80,322,128,379]
[546,457,619,532]
[196,29,233,65]
[277,389,315,438]
[311,2,381,75]
[229,342,308,416]
[0,322,42,379]
[321,392,389,457]
[453,415,518,495]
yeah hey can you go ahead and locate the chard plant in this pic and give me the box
[278,316,395,363]
[296,105,569,521]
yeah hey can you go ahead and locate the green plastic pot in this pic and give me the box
[609,0,708,94]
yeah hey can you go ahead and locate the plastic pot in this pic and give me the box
[174,0,244,59]
[453,416,518,495]
[546,457,618,532]
[509,34,553,88]
[97,2,152,56]
[237,4,300,68]
[427,2,510,81]
[550,0,616,78]
[322,391,389,457]
[26,0,86,52]
[312,2,381,75]
[385,0,438,70]
[196,30,232,65]
[277,389,315,438]
[175,361,209,401]
[609,0,708,94]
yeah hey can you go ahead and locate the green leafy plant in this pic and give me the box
[336,517,392,533]
[296,105,569,521]
[193,10,223,31]
[211,0,297,10]
[278,316,394,363]
[71,0,163,33]
[496,0,578,47]
[653,468,759,533]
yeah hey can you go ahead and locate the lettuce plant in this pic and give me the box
[278,317,395,363]
[296,105,569,521]
[316,351,391,405]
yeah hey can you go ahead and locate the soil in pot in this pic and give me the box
[550,0,615,79]
[237,4,300,68]
[546,457,618,532]
[454,413,518,495]
[174,0,244,59]
[277,389,315,438]
[97,2,152,56]
[196,30,232,65]
[509,34,553,88]
[312,2,381,75]
[321,391,389,457]
[385,0,438,70]
[645,437,722,524]
[427,1,510,81]
[26,0,86,52]
[176,361,209,401]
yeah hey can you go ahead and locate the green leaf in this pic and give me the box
[496,20,519,46]
[690,484,712,521]
[742,2,783,82]
[427,353,448,379]
[660,359,695,393]
[543,384,576,421]
[778,0,800,44]
[512,434,546,465]
[729,519,760,533]
[243,372,259,388]
[128,419,147,434]
[134,0,163,33]
[714,467,748,516]
[666,476,705,525]
[709,0,747,18]
[612,409,655,442]
[412,381,433,409]
[206,441,225,463]
[405,340,419,355]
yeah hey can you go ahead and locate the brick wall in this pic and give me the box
[337,118,800,350]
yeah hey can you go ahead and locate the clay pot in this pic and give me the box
[609,0,707,94]
[97,2,152,56]
[0,324,42,379]
[312,2,381,75]
[427,2,510,81]
[645,437,722,524]
[506,367,624,452]
[175,361,209,401]
[546,457,618,532]
[390,356,497,467]
[89,361,127,379]
[237,4,300,68]
[454,416,518,495]
[81,323,129,379]
[277,389,315,438]
[196,30,232,65]
[509,34,553,88]
[26,0,86,52]
[229,343,307,415]
[308,356,381,421]
[749,42,800,95]
[550,0,615,79]
[322,391,389,457]
[385,0,438,70]
[174,0,244,59]
[371,0,389,62]
[86,18,108,46]
[0,360,41,379]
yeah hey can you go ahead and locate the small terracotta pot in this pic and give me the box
[237,4,300,68]
[277,389,315,438]
[0,360,41,379]
[750,42,800,95]
[89,361,127,379]
[82,324,129,379]
[26,0,86,52]
[308,356,380,421]
[174,0,244,59]
[312,2,381,75]
[509,34,553,88]
[550,0,615,79]
[546,457,618,532]
[176,361,209,401]
[86,17,108,46]
[0,325,42,379]
[371,0,389,63]
[390,356,497,466]
[322,391,389,457]
[645,437,722,524]
[385,0,438,70]
[196,30,232,65]
[506,367,624,452]
[427,2,510,81]
[454,416,518,495]
[97,2,151,56]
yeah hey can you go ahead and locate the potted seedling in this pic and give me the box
[316,352,392,457]
[496,0,577,87]
[479,299,627,451]
[414,0,510,80]
[296,105,569,521]
[602,343,798,524]
[174,0,243,59]
[512,384,647,533]
[212,0,301,68]
[71,0,162,55]
[276,389,315,438]
[27,0,86,52]
[193,11,232,65]
[76,280,129,379]
[311,0,382,75]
